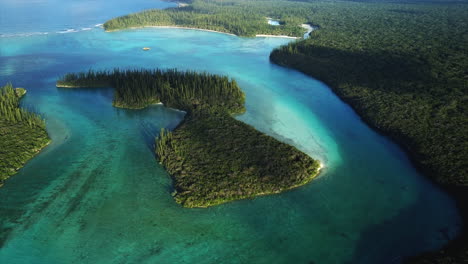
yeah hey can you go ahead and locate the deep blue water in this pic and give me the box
[0,0,174,36]
[0,1,462,263]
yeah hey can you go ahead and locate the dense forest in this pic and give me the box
[58,69,321,207]
[156,112,320,207]
[57,69,245,112]
[0,84,50,186]
[104,0,311,37]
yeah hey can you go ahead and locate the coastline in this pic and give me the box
[255,34,299,39]
[106,25,237,36]
[106,25,303,39]
[56,84,83,88]
[0,86,51,188]
[185,160,324,208]
[0,138,50,188]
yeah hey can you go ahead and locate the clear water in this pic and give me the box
[0,0,175,36]
[0,1,461,263]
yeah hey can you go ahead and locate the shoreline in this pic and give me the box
[186,160,324,208]
[0,138,51,188]
[106,25,237,36]
[0,86,52,188]
[255,34,299,39]
[56,84,83,88]
[106,25,302,39]
[144,26,237,36]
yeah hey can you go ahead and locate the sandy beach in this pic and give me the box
[107,25,237,36]
[255,34,299,39]
[107,25,305,39]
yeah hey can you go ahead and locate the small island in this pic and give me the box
[0,84,50,187]
[57,69,321,207]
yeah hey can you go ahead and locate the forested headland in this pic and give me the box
[57,69,321,207]
[103,0,310,37]
[0,84,50,187]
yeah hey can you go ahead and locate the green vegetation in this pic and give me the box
[103,0,311,37]
[57,69,245,112]
[0,84,50,186]
[157,112,320,207]
[57,69,321,207]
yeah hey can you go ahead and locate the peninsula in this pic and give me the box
[0,84,50,187]
[57,69,322,207]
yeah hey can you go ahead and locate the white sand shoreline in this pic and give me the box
[107,26,237,36]
[255,34,299,39]
[318,161,324,173]
[107,25,304,39]
[146,26,238,36]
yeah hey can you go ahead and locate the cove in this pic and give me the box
[0,1,462,263]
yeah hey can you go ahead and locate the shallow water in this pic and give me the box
[0,1,462,263]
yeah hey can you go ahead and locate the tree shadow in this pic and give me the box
[271,45,433,95]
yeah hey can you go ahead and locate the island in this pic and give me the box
[0,84,50,187]
[56,69,322,207]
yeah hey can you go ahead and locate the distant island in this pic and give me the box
[0,84,50,187]
[57,69,322,207]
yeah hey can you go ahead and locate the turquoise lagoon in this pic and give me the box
[0,1,462,263]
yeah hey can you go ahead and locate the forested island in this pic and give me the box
[0,84,50,187]
[102,0,468,262]
[57,69,322,207]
